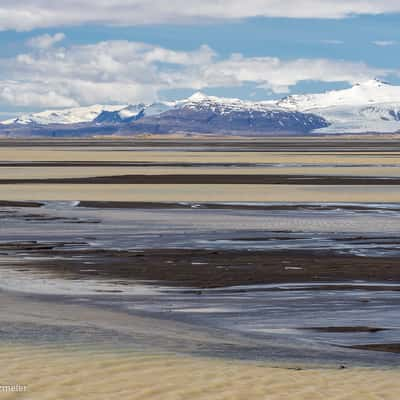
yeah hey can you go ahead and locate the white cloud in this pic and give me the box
[0,80,79,108]
[321,40,344,45]
[27,32,65,49]
[0,37,391,109]
[197,55,388,93]
[1,1,400,30]
[372,40,397,47]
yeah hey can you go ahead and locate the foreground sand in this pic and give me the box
[1,345,399,400]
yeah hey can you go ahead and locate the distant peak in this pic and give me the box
[355,78,390,87]
[187,92,209,102]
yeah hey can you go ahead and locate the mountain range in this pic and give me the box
[2,79,400,137]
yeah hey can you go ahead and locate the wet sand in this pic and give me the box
[348,344,400,353]
[2,173,400,185]
[76,200,400,212]
[5,247,400,289]
[0,285,399,400]
[0,200,42,208]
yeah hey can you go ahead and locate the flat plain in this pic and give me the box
[0,137,399,399]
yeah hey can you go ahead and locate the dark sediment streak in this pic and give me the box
[302,327,389,333]
[346,344,400,354]
[5,246,400,288]
[2,138,400,152]
[2,174,400,185]
[0,161,274,167]
[77,200,400,212]
[0,200,43,208]
[0,161,398,168]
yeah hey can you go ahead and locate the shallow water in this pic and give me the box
[1,202,400,366]
[2,201,400,256]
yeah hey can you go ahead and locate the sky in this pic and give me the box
[1,1,400,117]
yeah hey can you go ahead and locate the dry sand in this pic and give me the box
[1,165,400,179]
[2,183,400,202]
[1,147,400,202]
[1,148,400,165]
[0,345,399,400]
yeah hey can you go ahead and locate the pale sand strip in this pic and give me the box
[1,148,400,165]
[1,184,400,202]
[1,166,400,179]
[0,345,399,400]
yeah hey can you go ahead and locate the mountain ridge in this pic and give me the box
[2,79,400,136]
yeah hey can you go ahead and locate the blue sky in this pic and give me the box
[1,1,400,117]
[2,14,398,64]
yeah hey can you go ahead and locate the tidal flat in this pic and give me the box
[0,138,399,399]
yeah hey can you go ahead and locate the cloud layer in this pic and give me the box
[372,40,397,47]
[27,32,66,49]
[0,37,391,109]
[1,1,400,30]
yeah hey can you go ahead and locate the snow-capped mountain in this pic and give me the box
[0,93,328,135]
[2,79,400,136]
[277,79,400,109]
[1,104,126,126]
[136,92,327,134]
[93,102,174,124]
[180,92,277,113]
[277,79,400,133]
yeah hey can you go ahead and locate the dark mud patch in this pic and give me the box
[303,326,389,333]
[0,200,43,208]
[3,246,400,289]
[77,200,400,213]
[347,343,400,354]
[2,174,400,185]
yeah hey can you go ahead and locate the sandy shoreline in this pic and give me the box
[1,343,400,400]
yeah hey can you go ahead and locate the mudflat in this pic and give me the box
[4,246,400,289]
[1,137,400,399]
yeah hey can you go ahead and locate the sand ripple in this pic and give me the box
[0,345,399,400]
